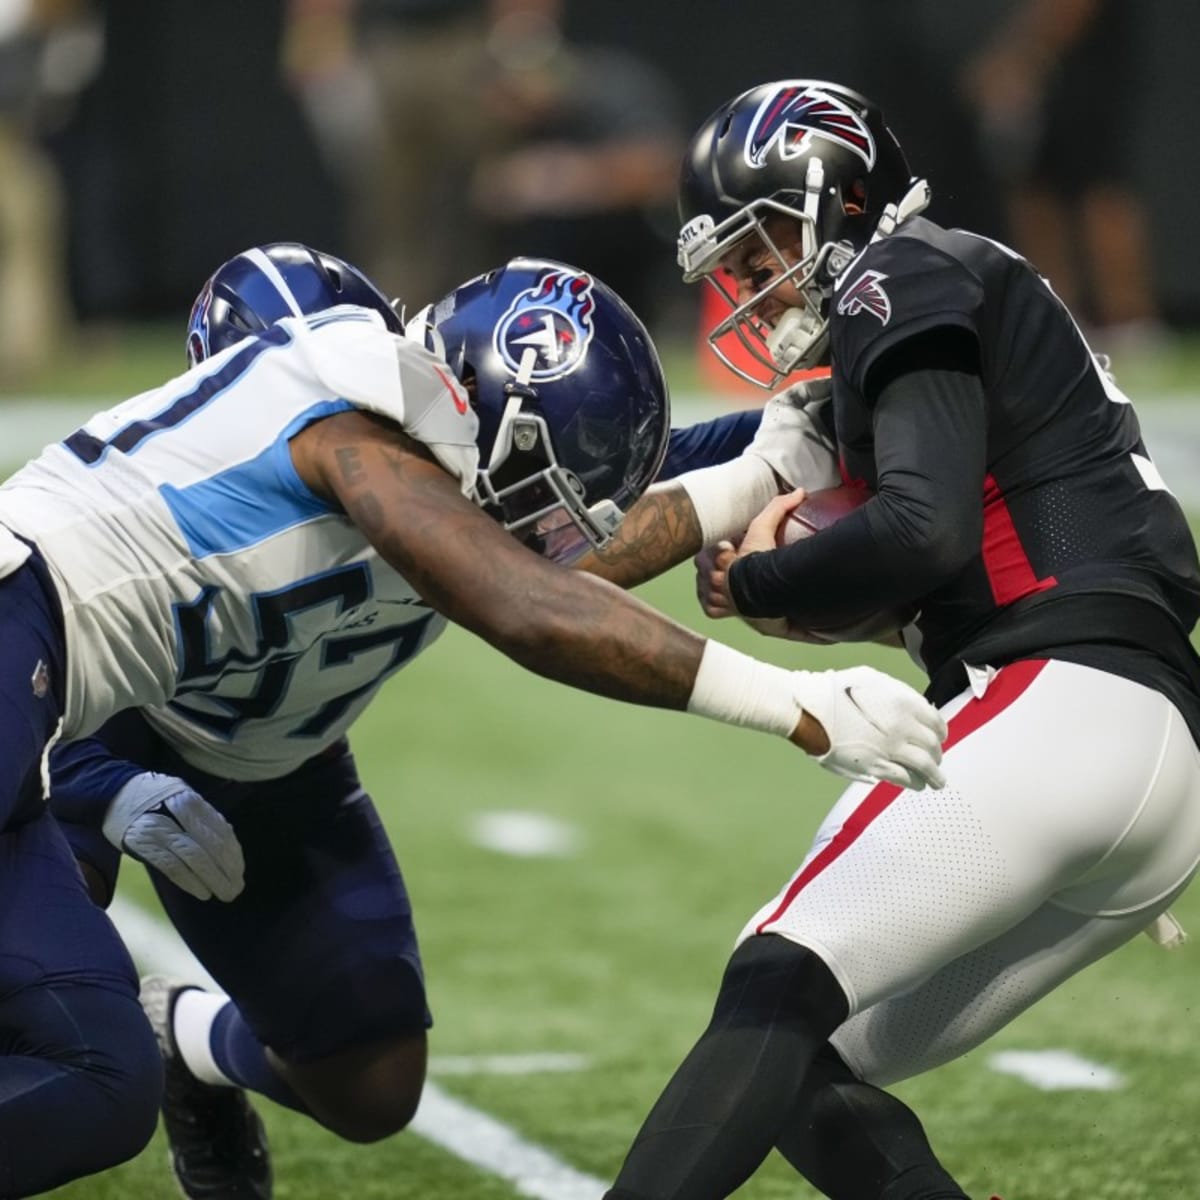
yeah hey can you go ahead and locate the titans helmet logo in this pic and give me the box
[186,281,214,366]
[494,269,596,382]
[745,84,876,171]
[836,269,892,324]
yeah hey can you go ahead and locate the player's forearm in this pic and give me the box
[575,482,703,588]
[489,570,706,708]
[48,737,145,826]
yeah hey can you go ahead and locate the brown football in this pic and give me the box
[777,484,873,544]
[775,485,913,642]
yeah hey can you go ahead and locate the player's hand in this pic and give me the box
[694,541,738,619]
[102,773,246,902]
[695,490,806,619]
[790,666,948,791]
[739,487,806,554]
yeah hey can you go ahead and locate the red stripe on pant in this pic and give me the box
[754,658,1049,935]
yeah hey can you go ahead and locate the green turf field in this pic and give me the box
[10,328,1200,1198]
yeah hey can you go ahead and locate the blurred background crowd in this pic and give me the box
[1,0,1198,390]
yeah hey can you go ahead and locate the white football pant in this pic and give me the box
[739,657,1200,1085]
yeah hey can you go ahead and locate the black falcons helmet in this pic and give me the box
[677,80,923,386]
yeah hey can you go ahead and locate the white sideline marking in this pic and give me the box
[410,1085,604,1200]
[431,1053,590,1076]
[988,1049,1125,1091]
[109,895,218,989]
[470,810,582,858]
[107,895,607,1198]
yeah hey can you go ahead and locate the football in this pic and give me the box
[777,483,873,544]
[775,484,912,642]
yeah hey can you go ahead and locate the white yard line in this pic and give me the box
[469,811,582,858]
[987,1049,1125,1091]
[107,895,607,1199]
[430,1053,590,1076]
[411,1087,604,1200]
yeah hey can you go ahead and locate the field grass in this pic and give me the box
[12,326,1200,1198]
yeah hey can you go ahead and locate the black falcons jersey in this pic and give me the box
[743,216,1200,729]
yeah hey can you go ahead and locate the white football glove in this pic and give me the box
[794,666,948,791]
[102,772,246,902]
[744,374,841,491]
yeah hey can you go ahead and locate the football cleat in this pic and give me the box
[140,975,273,1200]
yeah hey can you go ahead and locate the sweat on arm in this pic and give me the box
[728,329,988,627]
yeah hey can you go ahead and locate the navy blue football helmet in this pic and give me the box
[405,258,671,565]
[678,80,928,386]
[185,242,402,367]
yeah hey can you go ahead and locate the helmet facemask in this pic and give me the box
[678,162,856,390]
[472,356,624,565]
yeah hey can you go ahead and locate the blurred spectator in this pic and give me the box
[963,0,1162,343]
[0,0,73,384]
[49,0,340,320]
[342,0,497,307]
[331,0,682,322]
[469,0,683,325]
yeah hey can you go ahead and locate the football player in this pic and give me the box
[582,81,1200,1199]
[22,244,946,1198]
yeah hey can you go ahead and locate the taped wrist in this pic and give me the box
[685,640,801,737]
[677,454,780,546]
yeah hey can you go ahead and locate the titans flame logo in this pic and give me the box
[186,280,215,366]
[745,84,876,171]
[494,269,596,382]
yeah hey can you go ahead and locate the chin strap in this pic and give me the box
[871,178,932,244]
[766,306,825,375]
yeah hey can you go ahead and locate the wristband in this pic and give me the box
[685,640,801,737]
[677,454,779,546]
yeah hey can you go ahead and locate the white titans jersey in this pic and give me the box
[0,306,479,778]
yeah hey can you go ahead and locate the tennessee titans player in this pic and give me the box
[30,243,948,1198]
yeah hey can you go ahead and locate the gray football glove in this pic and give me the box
[103,772,245,901]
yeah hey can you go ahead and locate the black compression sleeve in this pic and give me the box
[728,330,988,623]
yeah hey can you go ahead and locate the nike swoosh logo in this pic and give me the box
[434,365,468,415]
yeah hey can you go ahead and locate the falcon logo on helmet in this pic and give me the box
[745,84,876,171]
[494,269,596,382]
[836,269,892,325]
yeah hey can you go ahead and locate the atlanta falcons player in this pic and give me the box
[33,244,945,1199]
[580,80,1200,1199]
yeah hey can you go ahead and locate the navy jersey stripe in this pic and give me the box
[64,324,294,466]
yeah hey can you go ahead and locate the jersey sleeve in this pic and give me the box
[831,235,985,398]
[299,311,481,494]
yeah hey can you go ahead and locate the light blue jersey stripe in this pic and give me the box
[160,399,354,557]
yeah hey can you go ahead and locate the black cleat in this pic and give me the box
[141,975,273,1200]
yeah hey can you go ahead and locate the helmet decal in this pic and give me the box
[744,83,876,171]
[493,269,596,382]
[836,269,892,324]
[186,280,215,367]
